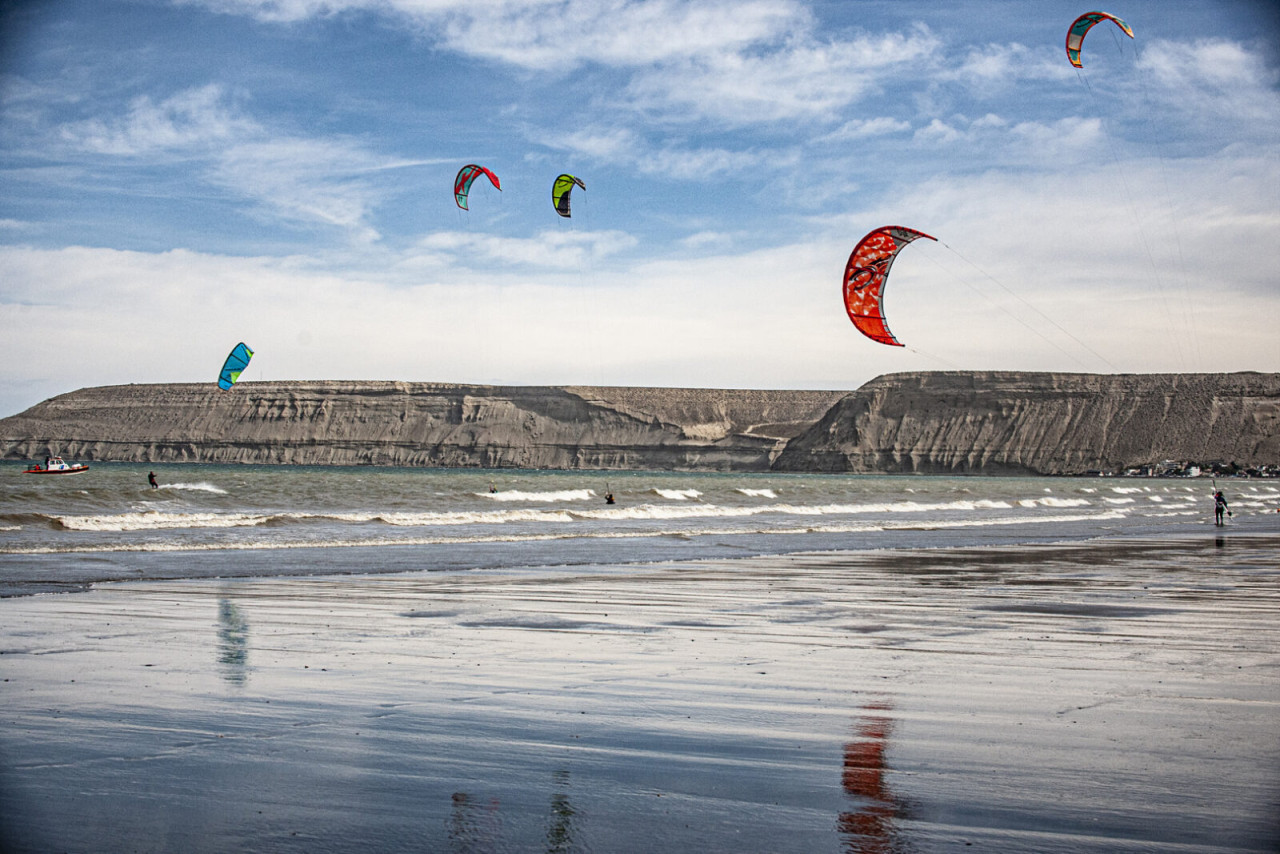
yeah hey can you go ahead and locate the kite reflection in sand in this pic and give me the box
[448,770,582,854]
[216,598,250,686]
[838,702,903,854]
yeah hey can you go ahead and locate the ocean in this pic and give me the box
[4,464,1279,852]
[4,463,1278,596]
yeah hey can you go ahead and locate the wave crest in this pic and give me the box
[480,489,594,502]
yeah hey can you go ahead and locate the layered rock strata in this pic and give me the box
[775,371,1280,475]
[0,382,845,471]
[3,372,1276,474]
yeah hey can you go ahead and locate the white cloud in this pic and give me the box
[0,237,854,414]
[4,135,1278,418]
[913,117,962,146]
[184,0,805,69]
[817,117,912,143]
[911,114,1104,167]
[679,230,733,250]
[414,228,637,268]
[177,0,389,23]
[1138,38,1280,129]
[950,42,1070,90]
[625,27,940,124]
[533,124,779,181]
[59,84,255,156]
[635,145,776,180]
[52,83,436,241]
[183,0,938,124]
[210,137,423,241]
[437,0,803,70]
[537,127,639,160]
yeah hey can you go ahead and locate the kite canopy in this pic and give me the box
[1065,11,1134,68]
[552,174,586,217]
[218,342,253,390]
[842,226,936,347]
[454,164,501,210]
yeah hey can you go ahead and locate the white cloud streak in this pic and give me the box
[414,228,637,268]
[185,0,804,66]
[1138,37,1280,129]
[55,84,431,241]
[59,84,254,155]
[623,27,940,124]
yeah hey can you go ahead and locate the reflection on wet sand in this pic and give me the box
[448,792,503,854]
[216,598,249,686]
[448,770,583,854]
[839,702,902,854]
[546,769,579,853]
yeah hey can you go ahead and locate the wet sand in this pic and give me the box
[2,534,1279,852]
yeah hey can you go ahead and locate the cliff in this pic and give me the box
[3,373,1276,474]
[775,371,1280,475]
[0,382,845,471]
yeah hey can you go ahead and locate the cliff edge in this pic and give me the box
[3,372,1276,474]
[0,382,844,471]
[775,371,1280,474]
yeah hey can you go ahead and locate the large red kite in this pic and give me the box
[842,226,936,347]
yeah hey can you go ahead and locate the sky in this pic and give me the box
[1,0,1278,417]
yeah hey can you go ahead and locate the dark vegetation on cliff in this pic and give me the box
[1,372,1276,475]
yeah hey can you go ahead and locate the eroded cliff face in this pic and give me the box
[775,371,1280,475]
[0,382,846,471]
[5,373,1276,474]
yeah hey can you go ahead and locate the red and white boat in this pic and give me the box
[23,456,89,475]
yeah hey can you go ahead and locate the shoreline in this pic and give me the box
[6,514,1280,600]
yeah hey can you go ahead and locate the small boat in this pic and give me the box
[23,456,89,475]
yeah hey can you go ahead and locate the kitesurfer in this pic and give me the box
[605,492,615,505]
[1214,490,1229,526]
[149,471,158,489]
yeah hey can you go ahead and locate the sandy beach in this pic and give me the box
[2,533,1279,853]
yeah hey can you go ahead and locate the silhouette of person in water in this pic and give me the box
[1214,490,1229,526]
[605,492,615,505]
[148,471,158,489]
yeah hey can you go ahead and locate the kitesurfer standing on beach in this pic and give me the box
[1214,490,1229,526]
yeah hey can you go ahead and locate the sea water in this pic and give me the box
[2,463,1277,595]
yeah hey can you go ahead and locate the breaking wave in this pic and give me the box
[0,509,1131,556]
[160,482,229,494]
[480,489,594,502]
[737,488,777,498]
[652,488,702,500]
[17,496,1081,537]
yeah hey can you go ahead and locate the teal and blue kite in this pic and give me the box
[218,342,253,390]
